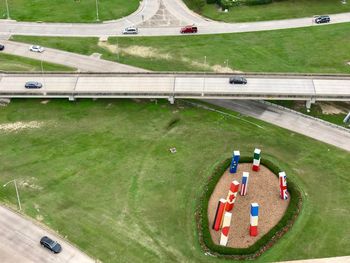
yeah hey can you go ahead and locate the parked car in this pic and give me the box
[122,27,138,34]
[229,76,247,84]
[25,81,42,89]
[0,44,4,51]
[40,236,62,253]
[314,15,330,24]
[180,25,198,34]
[29,45,44,53]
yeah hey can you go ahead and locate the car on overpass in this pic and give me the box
[40,236,62,253]
[29,45,45,53]
[25,81,42,89]
[180,25,198,34]
[229,76,247,84]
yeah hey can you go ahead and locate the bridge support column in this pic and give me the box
[68,96,75,102]
[168,96,175,104]
[306,98,315,112]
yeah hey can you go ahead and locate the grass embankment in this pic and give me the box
[183,0,350,22]
[0,99,349,263]
[270,101,350,128]
[0,0,139,22]
[11,23,350,73]
[0,53,75,71]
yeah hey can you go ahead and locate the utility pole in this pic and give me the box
[5,0,10,19]
[3,180,22,211]
[95,0,100,21]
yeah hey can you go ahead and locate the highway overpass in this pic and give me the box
[0,73,349,104]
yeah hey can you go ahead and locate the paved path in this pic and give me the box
[0,205,94,263]
[0,40,145,72]
[279,256,350,263]
[204,100,350,152]
[0,0,349,37]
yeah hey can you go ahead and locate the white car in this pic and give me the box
[122,27,138,35]
[29,45,44,53]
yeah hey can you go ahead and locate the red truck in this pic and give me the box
[180,25,198,34]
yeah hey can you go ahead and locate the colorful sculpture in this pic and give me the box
[230,150,240,173]
[279,171,288,200]
[220,212,232,246]
[225,180,240,212]
[240,172,249,196]
[252,148,261,171]
[213,198,226,231]
[250,203,259,237]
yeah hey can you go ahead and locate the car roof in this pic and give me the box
[41,236,56,246]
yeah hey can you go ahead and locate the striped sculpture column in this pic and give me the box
[250,203,259,237]
[240,172,249,196]
[220,212,232,246]
[213,198,226,231]
[252,148,261,172]
[229,150,240,174]
[225,180,240,212]
[279,171,288,200]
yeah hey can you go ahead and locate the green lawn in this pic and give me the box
[270,101,350,128]
[184,0,350,22]
[11,22,350,73]
[0,0,139,22]
[0,99,349,262]
[0,52,75,71]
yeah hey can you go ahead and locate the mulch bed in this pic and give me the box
[208,163,289,248]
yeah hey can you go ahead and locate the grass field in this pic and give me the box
[11,22,350,73]
[183,0,350,22]
[0,0,139,22]
[0,99,349,262]
[0,53,75,71]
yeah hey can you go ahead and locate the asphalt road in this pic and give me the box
[0,40,145,72]
[0,205,94,263]
[204,100,350,152]
[0,0,349,37]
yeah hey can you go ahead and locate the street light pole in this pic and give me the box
[95,0,100,21]
[3,180,22,211]
[5,0,10,19]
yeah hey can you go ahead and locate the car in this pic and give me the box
[229,76,247,84]
[40,236,62,253]
[314,15,330,24]
[29,45,44,53]
[0,44,4,51]
[122,27,138,34]
[25,81,42,89]
[180,25,198,34]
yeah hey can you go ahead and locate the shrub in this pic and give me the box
[196,156,302,259]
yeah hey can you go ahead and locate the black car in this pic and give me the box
[229,76,247,84]
[0,44,4,51]
[40,236,62,253]
[315,15,330,24]
[25,81,42,89]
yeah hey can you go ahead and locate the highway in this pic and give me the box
[0,73,349,101]
[0,0,349,37]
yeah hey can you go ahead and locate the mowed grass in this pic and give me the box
[0,99,349,262]
[184,0,350,22]
[0,53,75,71]
[0,0,139,22]
[12,22,350,73]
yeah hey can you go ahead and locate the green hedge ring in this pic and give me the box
[196,156,303,259]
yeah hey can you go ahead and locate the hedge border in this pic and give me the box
[196,156,303,259]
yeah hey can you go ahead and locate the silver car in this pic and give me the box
[122,27,138,35]
[29,45,44,53]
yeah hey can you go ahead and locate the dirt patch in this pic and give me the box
[208,163,289,248]
[98,41,118,53]
[121,45,173,60]
[0,121,44,133]
[319,102,348,115]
